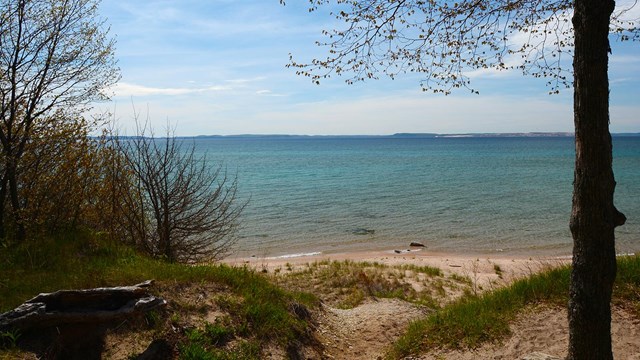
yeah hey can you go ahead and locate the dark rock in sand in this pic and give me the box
[409,242,426,247]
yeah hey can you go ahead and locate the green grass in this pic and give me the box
[273,259,465,309]
[0,230,316,357]
[180,320,259,360]
[614,254,640,316]
[180,339,261,360]
[388,255,640,359]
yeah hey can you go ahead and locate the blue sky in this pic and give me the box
[97,1,640,136]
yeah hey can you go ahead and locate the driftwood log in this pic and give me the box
[0,280,166,331]
[0,280,166,359]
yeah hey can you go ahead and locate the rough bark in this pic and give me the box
[0,280,166,331]
[567,0,625,358]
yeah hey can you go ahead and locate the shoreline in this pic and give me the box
[223,248,636,288]
[222,248,575,287]
[224,247,573,265]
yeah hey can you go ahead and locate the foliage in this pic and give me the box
[289,0,637,94]
[0,0,119,241]
[0,329,20,349]
[15,113,106,237]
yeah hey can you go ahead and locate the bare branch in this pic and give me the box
[111,118,245,263]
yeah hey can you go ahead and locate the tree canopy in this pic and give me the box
[288,0,638,94]
[0,0,119,240]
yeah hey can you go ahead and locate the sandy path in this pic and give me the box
[314,299,430,360]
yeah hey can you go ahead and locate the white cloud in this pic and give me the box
[97,1,639,136]
[97,84,639,136]
[225,77,267,85]
[256,89,287,97]
[112,82,230,97]
[245,93,577,135]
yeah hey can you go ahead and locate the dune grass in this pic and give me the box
[388,254,640,359]
[614,254,640,316]
[0,230,317,357]
[271,259,468,309]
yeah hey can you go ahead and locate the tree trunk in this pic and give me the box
[0,173,7,239]
[567,0,625,358]
[8,164,26,242]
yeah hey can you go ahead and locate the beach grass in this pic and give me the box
[270,259,468,309]
[388,254,640,359]
[2,231,637,359]
[0,230,316,357]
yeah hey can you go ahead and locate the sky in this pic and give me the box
[96,1,640,136]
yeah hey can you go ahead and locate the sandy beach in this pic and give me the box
[223,249,640,359]
[224,248,571,289]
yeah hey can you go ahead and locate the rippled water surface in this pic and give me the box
[193,136,640,258]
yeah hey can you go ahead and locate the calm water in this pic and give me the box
[192,136,640,258]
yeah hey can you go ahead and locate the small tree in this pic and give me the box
[0,0,119,241]
[288,1,637,358]
[113,123,243,263]
[18,112,104,234]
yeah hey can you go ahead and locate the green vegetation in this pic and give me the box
[0,231,316,358]
[388,255,640,359]
[272,259,467,309]
[181,339,261,360]
[2,232,638,360]
[180,320,261,360]
[613,255,640,316]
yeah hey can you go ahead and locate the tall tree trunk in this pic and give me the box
[8,165,25,242]
[568,0,625,358]
[0,172,7,239]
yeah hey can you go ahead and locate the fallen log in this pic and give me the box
[0,280,166,331]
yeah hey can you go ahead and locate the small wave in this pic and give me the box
[268,252,322,260]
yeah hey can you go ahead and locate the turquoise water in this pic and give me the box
[193,136,640,258]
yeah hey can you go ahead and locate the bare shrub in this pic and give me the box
[111,123,244,263]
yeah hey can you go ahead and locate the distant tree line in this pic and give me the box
[0,0,242,263]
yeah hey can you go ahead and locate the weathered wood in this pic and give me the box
[0,280,166,331]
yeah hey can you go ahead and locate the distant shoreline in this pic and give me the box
[102,132,640,140]
[185,132,640,139]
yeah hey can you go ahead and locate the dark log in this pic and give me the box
[0,280,166,331]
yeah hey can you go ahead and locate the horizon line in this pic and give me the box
[180,131,639,138]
